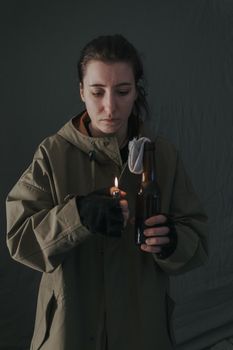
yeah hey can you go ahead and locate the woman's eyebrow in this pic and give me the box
[89,82,133,87]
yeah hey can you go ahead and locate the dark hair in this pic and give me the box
[77,34,149,138]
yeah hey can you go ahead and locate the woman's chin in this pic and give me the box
[99,125,119,135]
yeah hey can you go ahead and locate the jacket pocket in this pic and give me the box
[31,292,57,350]
[165,293,176,346]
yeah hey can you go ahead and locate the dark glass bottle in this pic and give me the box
[135,141,161,245]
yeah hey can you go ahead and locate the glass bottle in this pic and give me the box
[135,141,161,245]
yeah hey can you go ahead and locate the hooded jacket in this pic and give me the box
[6,114,208,350]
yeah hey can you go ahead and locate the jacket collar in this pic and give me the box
[57,111,122,167]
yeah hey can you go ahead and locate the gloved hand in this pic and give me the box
[76,188,124,237]
[141,214,177,259]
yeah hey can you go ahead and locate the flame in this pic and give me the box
[114,177,118,188]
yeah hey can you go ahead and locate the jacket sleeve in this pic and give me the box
[6,148,91,273]
[153,153,208,275]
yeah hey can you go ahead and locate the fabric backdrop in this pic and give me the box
[1,0,233,349]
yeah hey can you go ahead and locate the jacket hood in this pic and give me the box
[57,113,122,167]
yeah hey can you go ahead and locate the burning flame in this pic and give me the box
[114,177,118,188]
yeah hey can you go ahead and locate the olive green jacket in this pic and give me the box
[6,116,208,350]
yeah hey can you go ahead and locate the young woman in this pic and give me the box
[6,34,208,350]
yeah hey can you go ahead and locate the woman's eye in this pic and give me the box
[117,90,130,96]
[92,92,103,97]
[91,90,130,97]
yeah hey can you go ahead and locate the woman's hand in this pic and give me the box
[140,214,170,254]
[76,187,129,237]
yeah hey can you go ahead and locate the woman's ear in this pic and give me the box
[80,82,85,102]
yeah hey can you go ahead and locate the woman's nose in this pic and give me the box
[104,94,116,115]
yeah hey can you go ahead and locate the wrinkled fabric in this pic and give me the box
[6,114,208,350]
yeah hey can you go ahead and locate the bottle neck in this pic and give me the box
[142,142,156,183]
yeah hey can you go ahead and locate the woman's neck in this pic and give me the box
[117,132,128,149]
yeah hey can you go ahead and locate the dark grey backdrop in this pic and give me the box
[1,0,233,349]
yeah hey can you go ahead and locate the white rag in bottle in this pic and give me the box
[128,137,151,174]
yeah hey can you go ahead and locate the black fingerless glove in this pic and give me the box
[156,215,178,260]
[76,189,124,237]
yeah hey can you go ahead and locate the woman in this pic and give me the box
[6,34,208,350]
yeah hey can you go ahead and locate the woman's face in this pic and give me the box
[80,60,137,138]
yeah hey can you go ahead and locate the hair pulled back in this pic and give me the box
[77,34,149,138]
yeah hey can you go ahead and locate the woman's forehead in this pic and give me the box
[83,60,135,86]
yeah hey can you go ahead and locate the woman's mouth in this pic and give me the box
[101,119,119,123]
